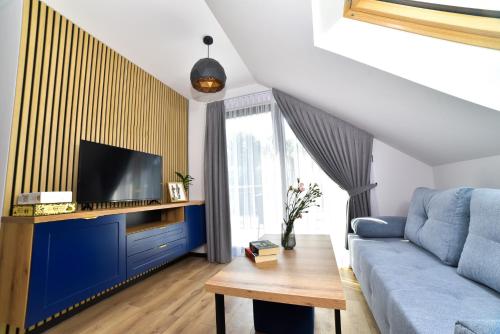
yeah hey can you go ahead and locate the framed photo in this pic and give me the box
[168,182,187,202]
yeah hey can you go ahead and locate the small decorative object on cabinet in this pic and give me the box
[282,179,322,250]
[168,182,187,202]
[175,171,194,199]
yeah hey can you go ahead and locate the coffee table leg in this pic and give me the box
[215,294,225,334]
[335,309,341,334]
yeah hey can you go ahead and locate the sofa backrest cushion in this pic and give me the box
[404,187,473,266]
[458,188,500,293]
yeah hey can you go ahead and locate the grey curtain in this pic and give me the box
[272,89,377,247]
[204,101,232,263]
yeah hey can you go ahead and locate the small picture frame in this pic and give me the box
[168,182,187,202]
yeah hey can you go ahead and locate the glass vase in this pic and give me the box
[281,222,296,250]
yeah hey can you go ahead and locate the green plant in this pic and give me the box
[175,172,194,193]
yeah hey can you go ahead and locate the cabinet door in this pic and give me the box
[185,205,206,251]
[26,214,126,327]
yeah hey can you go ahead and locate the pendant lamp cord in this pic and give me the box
[207,44,210,59]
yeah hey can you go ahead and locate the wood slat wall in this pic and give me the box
[2,0,188,216]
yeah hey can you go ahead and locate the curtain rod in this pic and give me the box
[223,89,272,103]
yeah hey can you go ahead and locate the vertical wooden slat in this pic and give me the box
[86,38,97,141]
[61,23,77,191]
[54,17,72,190]
[31,3,50,193]
[130,65,137,151]
[67,27,83,192]
[100,46,110,144]
[10,0,38,210]
[39,8,57,193]
[93,42,103,142]
[47,14,65,191]
[114,56,123,147]
[120,60,129,148]
[3,0,188,216]
[26,2,46,195]
[109,53,118,146]
[72,29,87,195]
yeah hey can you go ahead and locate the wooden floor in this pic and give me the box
[46,256,379,334]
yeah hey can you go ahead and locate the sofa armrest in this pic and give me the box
[455,320,500,334]
[351,216,406,238]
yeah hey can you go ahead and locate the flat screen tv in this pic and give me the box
[77,140,163,204]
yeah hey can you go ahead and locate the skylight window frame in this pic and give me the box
[344,0,500,50]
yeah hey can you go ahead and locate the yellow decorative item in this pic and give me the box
[12,203,76,217]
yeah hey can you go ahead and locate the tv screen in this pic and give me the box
[77,140,163,204]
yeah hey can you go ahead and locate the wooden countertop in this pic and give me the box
[1,200,204,224]
[205,234,346,310]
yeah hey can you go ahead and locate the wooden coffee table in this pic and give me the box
[205,234,346,333]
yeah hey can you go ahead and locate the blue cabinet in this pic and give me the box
[26,214,126,327]
[23,204,205,327]
[185,204,206,251]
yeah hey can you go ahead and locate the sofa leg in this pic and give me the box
[335,309,341,334]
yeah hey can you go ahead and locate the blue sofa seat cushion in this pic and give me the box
[350,237,500,334]
[352,216,406,238]
[455,320,500,334]
[404,187,473,266]
[458,189,500,294]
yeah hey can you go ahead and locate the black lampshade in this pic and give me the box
[190,36,226,93]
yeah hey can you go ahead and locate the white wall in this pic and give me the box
[370,139,435,216]
[433,155,500,189]
[188,100,207,200]
[0,0,24,215]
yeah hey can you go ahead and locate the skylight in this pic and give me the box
[344,0,500,49]
[379,0,500,18]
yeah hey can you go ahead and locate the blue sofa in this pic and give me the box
[349,188,500,334]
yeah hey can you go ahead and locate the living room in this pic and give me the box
[0,0,499,333]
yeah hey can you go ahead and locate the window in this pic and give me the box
[225,92,350,266]
[226,107,282,255]
[345,0,500,49]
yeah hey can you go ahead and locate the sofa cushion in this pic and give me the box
[404,187,473,266]
[455,320,500,334]
[350,237,500,334]
[458,189,500,293]
[352,216,406,238]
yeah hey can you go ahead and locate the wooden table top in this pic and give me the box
[205,234,346,310]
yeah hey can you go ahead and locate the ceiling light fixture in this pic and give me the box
[190,36,227,93]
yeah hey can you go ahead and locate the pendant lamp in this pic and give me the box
[190,36,227,93]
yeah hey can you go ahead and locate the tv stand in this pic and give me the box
[0,201,206,333]
[81,203,93,211]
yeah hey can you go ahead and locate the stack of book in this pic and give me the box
[13,191,76,217]
[245,240,279,265]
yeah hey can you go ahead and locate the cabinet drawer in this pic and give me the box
[127,222,186,256]
[126,238,187,278]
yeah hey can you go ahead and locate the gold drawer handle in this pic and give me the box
[159,244,167,249]
[83,216,99,220]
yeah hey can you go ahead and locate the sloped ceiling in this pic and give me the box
[41,0,500,166]
[42,0,256,99]
[206,0,500,166]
